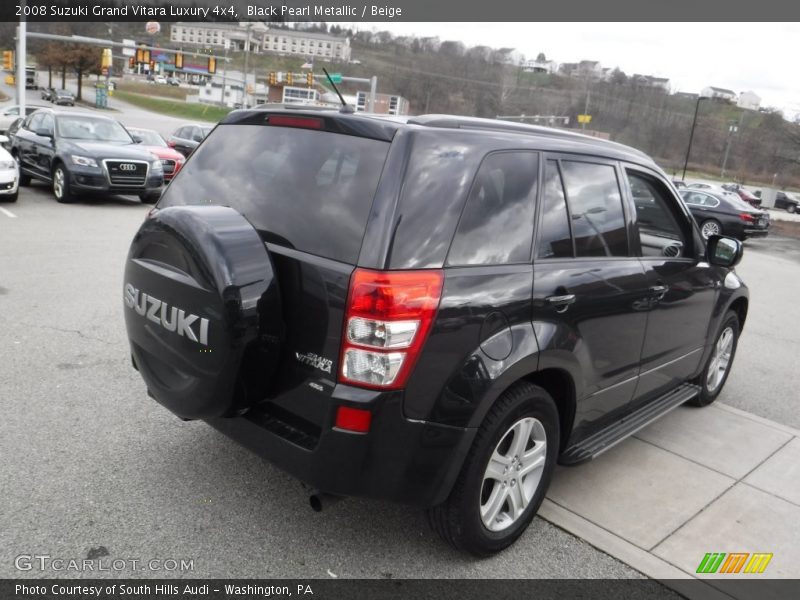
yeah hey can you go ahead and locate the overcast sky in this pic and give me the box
[344,22,799,117]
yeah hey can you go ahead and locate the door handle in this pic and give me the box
[546,294,576,313]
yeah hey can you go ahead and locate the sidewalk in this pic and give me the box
[540,402,800,600]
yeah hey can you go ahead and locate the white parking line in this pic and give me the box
[0,207,17,219]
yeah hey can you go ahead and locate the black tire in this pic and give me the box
[689,310,740,407]
[139,192,160,205]
[52,163,74,203]
[700,219,722,240]
[427,382,559,556]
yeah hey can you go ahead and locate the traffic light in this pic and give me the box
[136,48,150,64]
[2,50,13,71]
[101,48,113,69]
[175,53,183,70]
[128,57,135,69]
[268,72,277,86]
[207,56,216,74]
[286,72,293,86]
[306,72,313,87]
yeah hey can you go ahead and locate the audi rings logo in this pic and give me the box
[119,163,137,171]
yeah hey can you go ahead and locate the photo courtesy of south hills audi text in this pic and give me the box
[14,584,315,597]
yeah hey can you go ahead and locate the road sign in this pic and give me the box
[327,73,342,84]
[577,114,592,124]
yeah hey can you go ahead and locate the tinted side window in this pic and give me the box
[175,127,187,138]
[561,161,628,257]
[447,152,538,266]
[39,113,54,136]
[536,160,573,259]
[27,113,44,132]
[628,171,688,258]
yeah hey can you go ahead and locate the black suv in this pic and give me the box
[123,109,749,556]
[12,109,164,203]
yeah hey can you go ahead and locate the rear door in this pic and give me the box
[623,166,717,405]
[533,156,651,441]
[157,116,392,430]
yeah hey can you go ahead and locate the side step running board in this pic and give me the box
[560,383,700,465]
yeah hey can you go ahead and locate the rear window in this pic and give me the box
[159,124,390,264]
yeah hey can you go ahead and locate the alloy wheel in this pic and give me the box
[53,168,64,199]
[706,326,734,393]
[480,417,547,532]
[701,221,721,239]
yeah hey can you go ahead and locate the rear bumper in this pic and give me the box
[743,227,769,238]
[206,388,475,507]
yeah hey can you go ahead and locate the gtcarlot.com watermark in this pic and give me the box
[14,554,194,573]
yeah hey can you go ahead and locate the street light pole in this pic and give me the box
[682,96,706,181]
[242,23,252,108]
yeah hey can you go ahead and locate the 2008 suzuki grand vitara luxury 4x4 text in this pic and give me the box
[123,108,748,556]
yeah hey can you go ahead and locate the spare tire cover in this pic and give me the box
[123,206,281,419]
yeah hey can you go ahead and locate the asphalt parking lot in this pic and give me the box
[1,183,798,581]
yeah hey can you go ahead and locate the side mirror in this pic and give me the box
[708,235,743,268]
[131,135,143,143]
[34,128,53,138]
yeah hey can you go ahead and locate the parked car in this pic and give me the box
[721,183,762,208]
[0,136,19,202]
[52,89,75,106]
[166,77,181,86]
[1,118,22,152]
[11,109,163,203]
[0,104,46,134]
[775,191,800,213]
[735,188,761,208]
[680,189,769,239]
[153,75,168,85]
[687,182,742,203]
[167,123,212,157]
[127,127,185,182]
[672,179,687,188]
[40,87,55,101]
[123,109,749,556]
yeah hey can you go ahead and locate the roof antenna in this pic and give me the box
[323,67,354,114]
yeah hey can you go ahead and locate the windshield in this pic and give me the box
[56,115,133,143]
[130,129,166,147]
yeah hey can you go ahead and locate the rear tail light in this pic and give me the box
[167,140,176,148]
[739,213,755,223]
[339,268,444,390]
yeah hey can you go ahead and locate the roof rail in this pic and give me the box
[407,114,652,161]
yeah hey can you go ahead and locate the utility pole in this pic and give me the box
[720,112,745,179]
[682,96,706,181]
[219,40,229,108]
[242,23,252,108]
[581,75,591,130]
[16,0,26,116]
